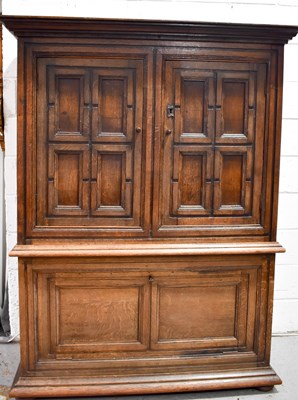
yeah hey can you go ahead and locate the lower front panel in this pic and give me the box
[12,254,280,397]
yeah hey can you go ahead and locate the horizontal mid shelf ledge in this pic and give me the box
[10,241,285,258]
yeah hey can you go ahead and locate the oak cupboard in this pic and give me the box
[2,15,298,397]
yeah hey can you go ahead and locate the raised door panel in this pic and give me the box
[91,68,137,142]
[35,269,150,360]
[35,55,150,237]
[172,69,215,143]
[47,144,89,216]
[215,71,256,143]
[151,266,258,352]
[47,67,90,142]
[91,144,134,217]
[213,146,253,215]
[172,146,213,216]
[154,56,267,237]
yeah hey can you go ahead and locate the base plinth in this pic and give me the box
[10,365,282,398]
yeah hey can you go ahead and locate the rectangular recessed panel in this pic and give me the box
[100,154,123,206]
[58,78,81,133]
[91,145,135,219]
[158,285,236,340]
[223,82,246,134]
[57,153,80,206]
[58,287,140,344]
[182,80,205,133]
[180,154,203,206]
[101,79,125,133]
[221,155,243,206]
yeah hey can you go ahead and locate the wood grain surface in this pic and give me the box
[2,15,297,397]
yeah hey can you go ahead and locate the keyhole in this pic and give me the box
[167,104,175,118]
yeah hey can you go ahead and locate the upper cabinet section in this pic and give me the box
[2,16,297,242]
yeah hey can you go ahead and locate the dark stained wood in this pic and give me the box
[182,80,205,133]
[2,15,297,398]
[216,70,255,142]
[57,77,81,133]
[221,154,243,205]
[35,56,148,234]
[1,15,297,44]
[48,144,89,216]
[155,57,264,235]
[100,78,125,133]
[48,67,90,141]
[180,153,203,206]
[57,152,80,205]
[222,81,246,133]
[99,153,123,206]
[213,147,252,215]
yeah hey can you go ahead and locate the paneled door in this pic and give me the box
[33,54,151,238]
[154,54,267,237]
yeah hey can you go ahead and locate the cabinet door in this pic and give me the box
[154,55,267,237]
[33,53,151,238]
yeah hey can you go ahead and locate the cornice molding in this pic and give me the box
[1,15,298,45]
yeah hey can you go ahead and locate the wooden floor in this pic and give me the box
[0,335,297,400]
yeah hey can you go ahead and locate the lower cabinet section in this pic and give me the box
[12,254,281,397]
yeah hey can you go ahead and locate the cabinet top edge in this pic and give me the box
[1,15,298,45]
[9,241,285,258]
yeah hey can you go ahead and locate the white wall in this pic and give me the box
[0,149,6,312]
[2,23,18,337]
[2,0,298,337]
[275,32,298,334]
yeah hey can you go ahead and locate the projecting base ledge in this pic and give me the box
[10,365,281,398]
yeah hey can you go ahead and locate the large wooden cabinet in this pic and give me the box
[2,16,298,397]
